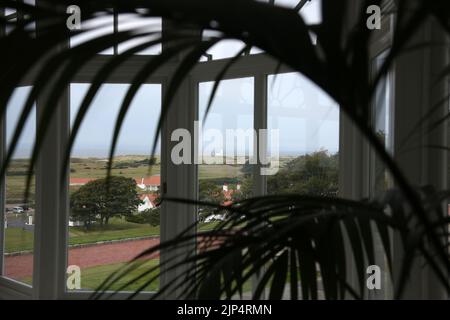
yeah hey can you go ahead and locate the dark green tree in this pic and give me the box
[127,208,160,226]
[143,208,160,226]
[70,176,142,228]
[198,180,226,219]
[267,151,339,197]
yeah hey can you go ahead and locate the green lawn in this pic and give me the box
[20,259,160,292]
[4,228,35,253]
[71,158,161,179]
[77,259,160,292]
[198,164,243,180]
[80,259,252,296]
[68,218,160,246]
[5,217,220,253]
[5,218,160,253]
[20,257,254,296]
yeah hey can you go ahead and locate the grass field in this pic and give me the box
[70,155,161,179]
[19,257,253,295]
[75,258,251,293]
[5,158,35,204]
[5,217,219,253]
[4,228,35,253]
[68,218,160,246]
[77,259,160,292]
[5,218,159,253]
[5,155,252,202]
[21,259,160,292]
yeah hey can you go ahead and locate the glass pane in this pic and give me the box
[370,52,393,300]
[198,78,254,298]
[23,0,36,33]
[257,0,322,25]
[201,30,247,61]
[275,0,322,25]
[267,72,339,197]
[70,13,114,55]
[118,14,162,55]
[4,0,36,34]
[5,8,16,16]
[4,86,36,285]
[372,53,393,195]
[5,6,16,35]
[266,72,338,299]
[68,83,161,292]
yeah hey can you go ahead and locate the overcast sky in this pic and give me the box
[7,73,338,159]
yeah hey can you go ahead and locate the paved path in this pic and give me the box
[4,237,160,280]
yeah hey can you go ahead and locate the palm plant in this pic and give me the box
[1,0,450,299]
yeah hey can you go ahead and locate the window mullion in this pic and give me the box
[254,74,267,196]
[251,74,267,299]
[32,2,69,298]
[0,6,5,278]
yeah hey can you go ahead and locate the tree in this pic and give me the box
[230,177,252,203]
[267,151,339,197]
[141,192,161,226]
[70,176,141,228]
[143,208,160,226]
[126,208,160,226]
[240,160,254,175]
[198,180,226,219]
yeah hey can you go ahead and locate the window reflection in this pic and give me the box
[4,86,36,285]
[68,83,161,292]
[198,77,255,297]
[267,72,339,197]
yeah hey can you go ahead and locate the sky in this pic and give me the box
[69,83,162,157]
[7,74,338,159]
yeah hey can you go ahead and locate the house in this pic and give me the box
[135,175,161,192]
[202,184,242,223]
[68,219,83,227]
[221,183,241,206]
[138,194,159,212]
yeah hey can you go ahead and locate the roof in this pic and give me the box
[69,178,95,185]
[139,193,158,201]
[135,175,161,186]
[70,176,161,187]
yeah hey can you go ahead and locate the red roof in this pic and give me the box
[69,178,95,185]
[70,176,161,187]
[135,176,161,186]
[221,185,239,206]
